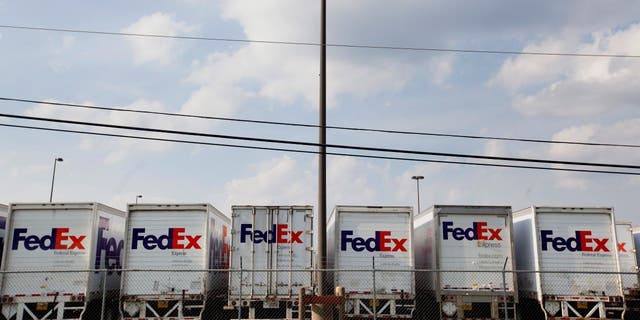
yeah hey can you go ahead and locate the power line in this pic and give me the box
[1,24,638,58]
[2,112,640,170]
[3,97,639,149]
[1,122,638,176]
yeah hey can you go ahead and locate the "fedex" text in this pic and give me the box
[131,228,202,250]
[12,228,86,251]
[240,224,303,244]
[442,221,503,241]
[341,230,407,252]
[541,230,609,252]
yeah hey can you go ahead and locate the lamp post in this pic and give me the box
[135,195,143,204]
[49,157,64,202]
[411,175,424,214]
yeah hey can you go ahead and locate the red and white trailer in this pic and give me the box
[414,205,517,320]
[327,205,415,318]
[227,205,314,319]
[513,206,623,320]
[120,203,230,320]
[0,202,126,320]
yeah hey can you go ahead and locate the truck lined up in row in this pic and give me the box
[0,202,638,320]
[0,203,126,320]
[120,204,230,320]
[0,204,6,267]
[514,207,624,320]
[327,206,415,318]
[617,222,640,318]
[414,205,517,320]
[226,205,313,319]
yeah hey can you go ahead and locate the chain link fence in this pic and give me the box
[0,269,637,320]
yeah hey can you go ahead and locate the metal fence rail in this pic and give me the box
[0,268,637,320]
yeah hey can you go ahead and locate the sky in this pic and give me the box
[0,1,639,225]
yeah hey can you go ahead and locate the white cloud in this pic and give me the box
[393,163,445,209]
[222,155,396,211]
[548,118,640,163]
[546,118,640,189]
[223,155,315,208]
[182,1,454,112]
[123,12,195,66]
[484,140,506,157]
[327,156,384,206]
[25,99,181,164]
[493,23,640,117]
[554,172,590,190]
[180,84,251,122]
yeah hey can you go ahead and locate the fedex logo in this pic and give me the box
[340,230,407,252]
[12,228,86,251]
[94,217,124,275]
[131,228,202,250]
[618,242,628,252]
[541,230,609,252]
[240,224,303,244]
[442,221,503,241]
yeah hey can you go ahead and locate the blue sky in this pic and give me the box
[1,1,639,224]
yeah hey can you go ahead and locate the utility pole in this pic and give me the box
[313,0,331,319]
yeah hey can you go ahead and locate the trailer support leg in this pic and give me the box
[598,302,606,318]
[491,298,498,319]
[57,302,65,319]
[16,303,24,320]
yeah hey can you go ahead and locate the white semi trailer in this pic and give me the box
[227,205,314,319]
[616,222,640,319]
[120,203,230,320]
[327,205,415,318]
[0,204,6,268]
[0,202,126,320]
[413,205,517,320]
[513,206,623,320]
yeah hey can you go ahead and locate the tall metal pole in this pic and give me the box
[411,176,424,214]
[313,0,330,319]
[49,157,63,202]
[318,0,327,294]
[416,179,420,214]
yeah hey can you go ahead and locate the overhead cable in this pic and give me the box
[2,97,638,149]
[1,112,639,170]
[1,122,638,176]
[0,24,638,58]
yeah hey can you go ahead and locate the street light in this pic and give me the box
[411,175,424,214]
[135,195,143,204]
[49,157,64,202]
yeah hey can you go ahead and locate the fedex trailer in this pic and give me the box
[413,205,517,320]
[0,204,6,267]
[513,206,623,320]
[616,222,640,317]
[120,204,230,320]
[227,206,313,319]
[0,202,126,320]
[327,206,415,318]
[634,228,640,275]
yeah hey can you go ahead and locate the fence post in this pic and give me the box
[372,257,377,320]
[336,286,345,320]
[298,287,305,320]
[502,258,509,320]
[100,269,107,320]
[238,257,243,320]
